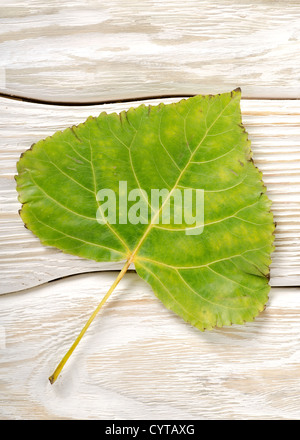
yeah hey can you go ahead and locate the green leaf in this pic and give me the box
[16,89,275,382]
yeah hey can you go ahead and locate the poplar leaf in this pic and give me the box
[16,89,275,332]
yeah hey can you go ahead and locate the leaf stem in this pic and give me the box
[48,258,132,384]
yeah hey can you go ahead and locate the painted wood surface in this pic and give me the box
[1,272,300,420]
[1,0,300,102]
[1,0,300,421]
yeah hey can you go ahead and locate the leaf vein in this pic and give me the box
[28,210,126,256]
[28,171,97,221]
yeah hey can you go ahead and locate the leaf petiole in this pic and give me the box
[48,258,132,384]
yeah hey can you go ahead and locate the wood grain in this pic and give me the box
[0,272,299,419]
[0,0,300,102]
[1,96,299,294]
[1,0,300,420]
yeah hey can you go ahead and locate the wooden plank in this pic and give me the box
[1,96,300,294]
[0,0,300,102]
[0,272,299,419]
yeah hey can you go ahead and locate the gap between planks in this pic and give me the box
[1,92,300,107]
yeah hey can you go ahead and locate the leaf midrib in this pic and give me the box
[130,94,238,263]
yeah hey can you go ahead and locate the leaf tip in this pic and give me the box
[233,87,242,95]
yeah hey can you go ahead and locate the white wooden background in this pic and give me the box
[0,0,300,420]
